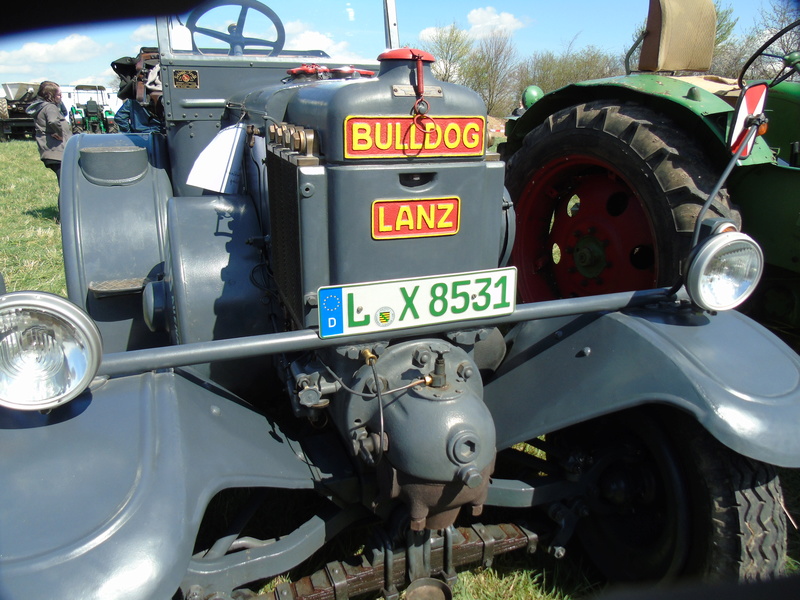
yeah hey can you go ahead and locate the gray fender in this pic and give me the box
[60,133,173,353]
[486,307,800,468]
[0,371,314,600]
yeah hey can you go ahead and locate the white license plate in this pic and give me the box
[317,267,516,338]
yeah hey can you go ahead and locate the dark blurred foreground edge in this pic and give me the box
[1,0,197,35]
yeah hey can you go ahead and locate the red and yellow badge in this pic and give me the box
[345,116,485,159]
[372,197,460,240]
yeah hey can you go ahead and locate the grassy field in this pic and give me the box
[0,140,65,295]
[0,139,798,598]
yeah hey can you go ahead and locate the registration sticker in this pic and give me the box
[318,267,516,338]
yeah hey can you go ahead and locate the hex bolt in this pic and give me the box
[412,347,432,367]
[459,466,483,489]
[457,362,474,380]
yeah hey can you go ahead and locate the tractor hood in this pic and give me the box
[239,49,489,165]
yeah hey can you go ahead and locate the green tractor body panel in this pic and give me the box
[758,80,800,165]
[506,74,774,167]
[730,162,800,275]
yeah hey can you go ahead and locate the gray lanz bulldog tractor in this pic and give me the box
[1,2,799,599]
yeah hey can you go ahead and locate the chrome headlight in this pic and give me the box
[0,292,102,411]
[685,231,763,312]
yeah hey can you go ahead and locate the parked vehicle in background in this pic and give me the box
[0,82,37,140]
[62,84,121,133]
[502,0,800,345]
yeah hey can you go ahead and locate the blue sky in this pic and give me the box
[0,0,767,90]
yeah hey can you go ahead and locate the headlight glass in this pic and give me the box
[686,232,763,312]
[0,292,102,411]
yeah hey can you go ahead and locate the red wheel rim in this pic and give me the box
[512,154,659,301]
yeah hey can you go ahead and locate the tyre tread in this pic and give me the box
[684,420,786,582]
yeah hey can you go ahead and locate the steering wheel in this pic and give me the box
[738,18,800,88]
[185,0,285,57]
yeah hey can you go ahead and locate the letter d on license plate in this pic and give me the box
[317,267,516,338]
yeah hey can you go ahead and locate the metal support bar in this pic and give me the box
[100,288,675,377]
[183,506,365,596]
[406,530,431,582]
[472,524,496,568]
[442,526,457,587]
[324,562,349,600]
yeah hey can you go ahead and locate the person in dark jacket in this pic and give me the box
[114,98,163,133]
[25,81,72,184]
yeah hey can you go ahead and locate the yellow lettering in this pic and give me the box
[437,203,454,229]
[375,123,392,150]
[395,123,404,150]
[417,204,435,230]
[463,123,481,149]
[409,123,424,150]
[424,123,441,149]
[444,124,461,149]
[352,123,372,151]
[396,206,414,230]
[378,207,392,232]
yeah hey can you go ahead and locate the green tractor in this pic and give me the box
[68,85,118,133]
[502,0,800,340]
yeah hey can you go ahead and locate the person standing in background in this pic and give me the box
[26,81,72,184]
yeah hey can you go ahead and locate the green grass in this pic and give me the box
[1,139,799,598]
[0,140,66,296]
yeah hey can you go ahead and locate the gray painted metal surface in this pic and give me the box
[487,307,800,468]
[4,1,800,597]
[0,371,315,600]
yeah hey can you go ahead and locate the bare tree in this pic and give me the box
[711,2,757,78]
[418,23,473,84]
[460,30,518,116]
[516,42,622,96]
[728,0,800,81]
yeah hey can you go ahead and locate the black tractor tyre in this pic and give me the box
[0,98,8,142]
[552,409,787,583]
[505,100,741,301]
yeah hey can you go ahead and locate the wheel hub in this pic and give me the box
[571,234,608,279]
[512,158,659,301]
